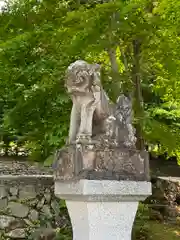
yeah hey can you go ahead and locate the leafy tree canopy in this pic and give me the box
[0,0,180,164]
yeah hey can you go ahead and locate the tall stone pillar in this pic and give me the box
[55,180,151,240]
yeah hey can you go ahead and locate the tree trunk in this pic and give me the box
[132,39,144,151]
[108,48,119,83]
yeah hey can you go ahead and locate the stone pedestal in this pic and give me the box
[55,179,151,240]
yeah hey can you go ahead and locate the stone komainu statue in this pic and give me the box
[53,60,149,182]
[65,60,136,147]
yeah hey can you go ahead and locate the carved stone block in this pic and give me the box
[53,143,150,181]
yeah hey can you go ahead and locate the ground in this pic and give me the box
[134,219,180,240]
[133,204,180,240]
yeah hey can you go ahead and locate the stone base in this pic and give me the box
[54,145,150,181]
[55,180,152,240]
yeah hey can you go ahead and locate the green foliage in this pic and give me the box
[143,107,180,164]
[0,0,180,163]
[0,0,74,160]
[55,228,72,240]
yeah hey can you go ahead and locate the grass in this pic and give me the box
[133,220,180,240]
[149,222,179,239]
[133,204,180,240]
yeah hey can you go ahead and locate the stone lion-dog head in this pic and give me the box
[65,60,101,95]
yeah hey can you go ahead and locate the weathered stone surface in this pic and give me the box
[54,147,75,180]
[19,185,36,200]
[9,187,18,196]
[36,197,45,210]
[0,198,8,210]
[94,148,147,180]
[51,201,60,214]
[41,205,52,219]
[149,209,164,221]
[24,219,36,227]
[44,193,51,203]
[0,160,69,239]
[8,219,26,230]
[45,188,51,194]
[145,177,180,223]
[29,209,39,222]
[165,206,180,218]
[27,198,38,207]
[8,202,29,218]
[8,196,17,201]
[0,160,68,240]
[5,228,26,239]
[31,228,56,240]
[0,186,7,199]
[55,145,148,181]
[0,215,15,229]
[0,158,53,175]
